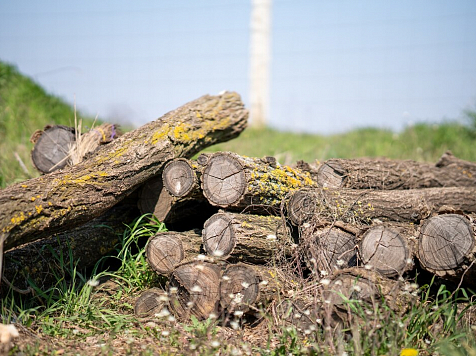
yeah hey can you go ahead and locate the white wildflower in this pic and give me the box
[230,320,240,330]
[294,313,302,319]
[259,280,269,286]
[234,310,244,317]
[161,330,170,336]
[211,340,220,348]
[156,308,170,318]
[186,301,194,308]
[303,223,311,228]
[222,275,231,281]
[320,278,330,286]
[364,264,373,270]
[196,254,206,261]
[241,282,250,289]
[169,287,178,294]
[213,250,224,257]
[320,270,328,277]
[209,313,217,319]
[352,285,362,292]
[87,279,100,287]
[336,259,345,267]
[191,285,203,293]
[167,315,176,322]
[159,295,169,302]
[266,234,277,241]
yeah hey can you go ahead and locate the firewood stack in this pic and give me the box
[2,92,476,332]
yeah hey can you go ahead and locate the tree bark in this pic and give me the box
[1,92,248,251]
[146,230,202,276]
[201,152,316,213]
[359,223,416,278]
[316,153,476,189]
[138,174,217,230]
[286,187,476,225]
[168,261,222,320]
[2,203,139,292]
[417,213,476,284]
[202,211,293,264]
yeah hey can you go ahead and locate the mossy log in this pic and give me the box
[1,92,248,251]
[286,187,476,225]
[146,230,202,275]
[359,223,417,278]
[202,211,293,263]
[219,263,284,314]
[168,261,222,320]
[2,204,138,292]
[30,125,76,173]
[300,224,358,275]
[138,174,217,230]
[417,214,476,284]
[201,152,316,213]
[134,287,168,318]
[317,152,476,189]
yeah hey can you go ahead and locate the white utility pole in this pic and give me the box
[249,0,272,127]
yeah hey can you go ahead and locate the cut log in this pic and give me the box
[301,225,358,275]
[219,263,283,314]
[359,224,416,278]
[286,187,476,225]
[134,287,168,318]
[202,212,293,263]
[162,158,203,198]
[201,152,316,212]
[146,230,202,275]
[168,261,222,320]
[1,92,248,251]
[2,204,139,292]
[316,153,476,189]
[417,214,476,283]
[30,125,75,173]
[138,174,217,230]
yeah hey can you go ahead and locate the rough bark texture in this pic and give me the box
[168,261,222,320]
[286,187,476,225]
[134,287,168,318]
[417,213,476,283]
[138,174,218,230]
[300,224,358,275]
[359,223,416,277]
[201,152,316,213]
[30,125,75,173]
[2,204,138,292]
[146,230,202,275]
[317,152,476,189]
[202,211,293,264]
[1,92,248,250]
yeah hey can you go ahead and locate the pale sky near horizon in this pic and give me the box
[1,0,475,134]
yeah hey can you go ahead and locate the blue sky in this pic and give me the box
[1,0,475,134]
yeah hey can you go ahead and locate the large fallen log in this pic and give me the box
[286,186,476,225]
[2,203,139,292]
[1,92,248,250]
[201,152,316,213]
[316,152,476,189]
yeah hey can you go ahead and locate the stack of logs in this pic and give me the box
[137,149,476,331]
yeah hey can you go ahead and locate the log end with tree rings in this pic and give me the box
[168,261,221,320]
[146,233,185,275]
[134,288,168,318]
[316,160,345,188]
[202,212,236,258]
[220,264,260,314]
[360,226,412,277]
[162,159,196,197]
[418,214,475,272]
[201,152,246,207]
[287,189,318,226]
[31,125,75,173]
[307,227,357,275]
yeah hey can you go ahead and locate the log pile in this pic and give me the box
[2,91,476,334]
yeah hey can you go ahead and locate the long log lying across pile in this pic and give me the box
[286,186,476,225]
[316,151,476,189]
[1,92,248,250]
[201,152,316,213]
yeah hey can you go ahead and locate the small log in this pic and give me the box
[286,187,476,225]
[316,153,476,189]
[201,152,316,212]
[138,174,217,230]
[2,92,248,250]
[30,125,75,173]
[301,224,358,275]
[219,263,284,314]
[162,158,203,198]
[146,231,202,275]
[168,261,222,320]
[202,212,293,263]
[2,204,138,292]
[417,214,476,283]
[134,287,168,318]
[359,224,416,278]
